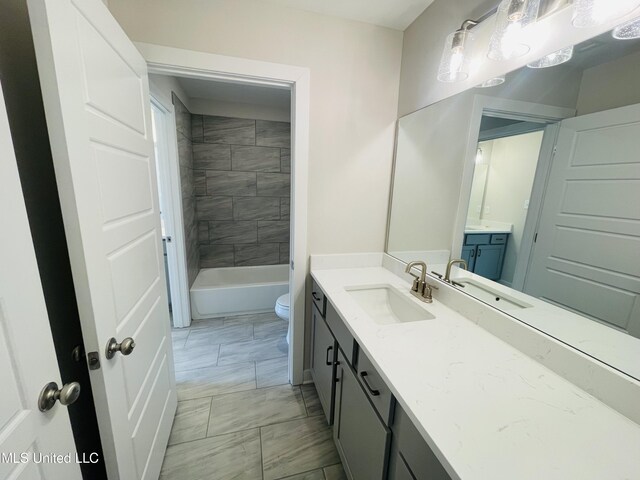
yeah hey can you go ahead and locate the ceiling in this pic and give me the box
[262,0,435,30]
[177,77,291,109]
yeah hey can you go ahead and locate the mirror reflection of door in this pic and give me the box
[464,116,546,286]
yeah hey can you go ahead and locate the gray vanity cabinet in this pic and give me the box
[388,404,451,480]
[310,303,337,425]
[462,233,508,281]
[334,349,391,480]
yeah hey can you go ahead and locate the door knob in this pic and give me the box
[105,337,136,359]
[38,382,81,412]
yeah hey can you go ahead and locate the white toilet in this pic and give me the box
[275,293,290,344]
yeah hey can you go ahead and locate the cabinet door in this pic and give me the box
[310,304,336,424]
[389,452,417,480]
[461,245,476,271]
[335,351,390,480]
[474,244,505,280]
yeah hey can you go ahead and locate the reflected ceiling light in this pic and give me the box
[527,46,574,68]
[613,15,640,39]
[488,0,541,61]
[572,0,640,28]
[476,148,484,164]
[477,76,506,87]
[437,20,478,83]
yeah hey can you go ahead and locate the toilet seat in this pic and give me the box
[275,293,290,319]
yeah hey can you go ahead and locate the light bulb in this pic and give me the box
[573,0,640,28]
[527,46,574,68]
[488,0,541,61]
[477,76,506,88]
[437,29,474,83]
[613,15,640,39]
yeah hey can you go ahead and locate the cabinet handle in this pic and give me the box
[325,346,333,366]
[471,249,475,258]
[359,371,380,396]
[312,292,321,301]
[477,248,482,257]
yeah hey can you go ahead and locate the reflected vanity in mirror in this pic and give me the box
[387,30,640,379]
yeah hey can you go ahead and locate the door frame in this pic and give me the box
[149,95,192,328]
[451,95,575,263]
[137,43,310,385]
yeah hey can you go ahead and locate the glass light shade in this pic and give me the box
[477,76,506,88]
[572,0,640,28]
[437,29,475,83]
[527,46,574,68]
[488,0,541,61]
[613,16,640,39]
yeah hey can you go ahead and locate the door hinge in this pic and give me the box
[290,260,294,270]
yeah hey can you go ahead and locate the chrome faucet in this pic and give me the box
[444,259,468,286]
[404,261,436,303]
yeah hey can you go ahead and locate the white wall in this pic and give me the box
[398,0,640,116]
[189,97,290,123]
[479,131,544,285]
[576,50,640,116]
[108,0,404,255]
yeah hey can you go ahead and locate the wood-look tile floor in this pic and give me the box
[162,312,346,480]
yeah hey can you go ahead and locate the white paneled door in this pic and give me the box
[27,0,177,478]
[525,103,640,338]
[0,83,81,480]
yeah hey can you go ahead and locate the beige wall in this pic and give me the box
[108,0,404,255]
[576,50,640,116]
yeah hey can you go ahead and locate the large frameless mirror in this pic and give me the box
[386,30,640,380]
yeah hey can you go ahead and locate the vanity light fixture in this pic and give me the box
[613,15,640,39]
[527,45,574,68]
[488,0,541,61]
[477,75,506,87]
[572,0,640,28]
[437,20,478,83]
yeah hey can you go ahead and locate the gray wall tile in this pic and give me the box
[257,173,290,197]
[194,170,206,196]
[279,243,290,264]
[191,114,203,143]
[231,145,280,172]
[198,222,209,244]
[233,197,280,221]
[206,171,256,197]
[258,221,290,243]
[280,198,290,221]
[234,244,279,266]
[196,196,233,221]
[281,148,291,173]
[204,116,255,145]
[200,245,234,268]
[193,144,231,170]
[210,221,257,244]
[256,120,291,148]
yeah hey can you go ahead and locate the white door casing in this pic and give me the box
[525,103,640,338]
[27,0,177,478]
[0,82,81,480]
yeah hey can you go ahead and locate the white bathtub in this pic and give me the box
[190,265,289,320]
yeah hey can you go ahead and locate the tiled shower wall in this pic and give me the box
[173,94,200,286]
[191,115,291,268]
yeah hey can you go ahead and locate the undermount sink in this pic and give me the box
[345,285,435,325]
[451,278,532,310]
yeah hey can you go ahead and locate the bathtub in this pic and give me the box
[190,265,289,320]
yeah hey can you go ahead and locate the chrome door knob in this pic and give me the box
[105,337,136,359]
[38,381,81,412]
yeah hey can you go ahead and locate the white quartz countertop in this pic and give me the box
[464,226,512,234]
[311,266,640,480]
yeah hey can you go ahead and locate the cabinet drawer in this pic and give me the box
[357,350,394,426]
[335,350,390,480]
[326,302,356,366]
[310,304,336,424]
[392,405,451,480]
[490,234,507,245]
[464,233,490,245]
[311,279,327,317]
